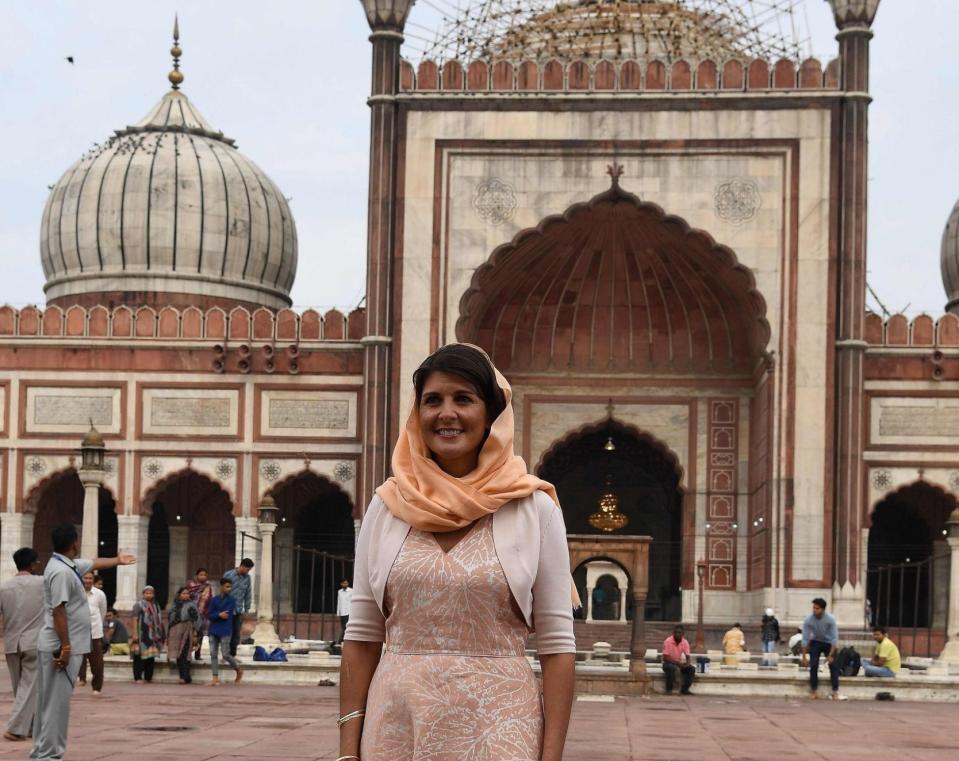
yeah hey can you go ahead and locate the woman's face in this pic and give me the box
[143,588,155,602]
[179,589,190,602]
[418,371,489,477]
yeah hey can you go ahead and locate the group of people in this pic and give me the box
[126,560,253,686]
[0,524,260,761]
[658,597,903,699]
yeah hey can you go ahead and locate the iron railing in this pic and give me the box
[290,545,354,642]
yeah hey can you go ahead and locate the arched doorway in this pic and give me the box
[867,481,956,628]
[144,470,236,608]
[573,557,634,622]
[539,420,683,620]
[28,469,119,605]
[271,472,355,615]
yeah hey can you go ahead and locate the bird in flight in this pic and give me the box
[65,56,74,64]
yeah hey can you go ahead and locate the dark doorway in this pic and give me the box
[539,421,683,620]
[273,472,354,614]
[867,481,956,628]
[30,470,119,605]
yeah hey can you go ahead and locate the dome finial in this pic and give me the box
[168,14,184,91]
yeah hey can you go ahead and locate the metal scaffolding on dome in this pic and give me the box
[405,0,812,64]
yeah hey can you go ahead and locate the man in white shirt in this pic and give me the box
[336,579,353,645]
[77,572,107,694]
[0,547,44,741]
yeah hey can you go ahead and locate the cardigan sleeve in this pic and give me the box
[343,498,387,643]
[531,495,576,655]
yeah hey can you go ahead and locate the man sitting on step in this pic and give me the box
[662,625,695,695]
[863,626,901,678]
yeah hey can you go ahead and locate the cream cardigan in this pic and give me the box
[344,491,576,655]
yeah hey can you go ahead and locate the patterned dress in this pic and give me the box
[361,515,543,760]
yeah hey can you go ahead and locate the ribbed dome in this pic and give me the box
[40,89,297,310]
[943,199,959,314]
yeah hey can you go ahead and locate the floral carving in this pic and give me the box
[714,178,761,224]
[473,178,517,225]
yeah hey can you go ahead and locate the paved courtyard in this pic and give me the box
[0,680,956,760]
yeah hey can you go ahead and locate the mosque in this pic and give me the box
[1,0,957,656]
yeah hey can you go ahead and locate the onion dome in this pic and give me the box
[943,199,959,314]
[40,20,297,310]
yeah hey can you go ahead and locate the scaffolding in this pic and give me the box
[405,0,812,64]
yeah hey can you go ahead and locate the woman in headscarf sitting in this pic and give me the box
[130,585,165,684]
[338,344,576,761]
[167,586,202,684]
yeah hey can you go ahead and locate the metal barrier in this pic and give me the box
[866,553,950,657]
[290,545,354,642]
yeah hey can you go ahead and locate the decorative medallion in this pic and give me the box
[872,469,892,491]
[333,461,354,483]
[215,458,236,480]
[142,458,163,480]
[714,178,761,224]
[260,460,282,482]
[949,471,959,493]
[103,458,117,476]
[25,456,47,477]
[472,178,517,225]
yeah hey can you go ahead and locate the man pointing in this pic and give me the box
[31,524,135,761]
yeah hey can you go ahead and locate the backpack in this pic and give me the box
[253,645,270,662]
[834,646,861,676]
[268,647,288,662]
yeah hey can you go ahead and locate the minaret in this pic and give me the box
[826,0,881,605]
[357,1,417,509]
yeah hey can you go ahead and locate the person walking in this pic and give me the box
[336,579,353,644]
[800,597,844,700]
[207,577,243,685]
[77,571,107,693]
[662,625,696,695]
[0,547,44,742]
[222,559,253,657]
[130,585,165,684]
[167,586,201,684]
[340,344,576,761]
[186,568,213,660]
[31,524,135,761]
[864,626,901,678]
[761,608,781,665]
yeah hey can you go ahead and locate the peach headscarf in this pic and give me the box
[377,346,558,532]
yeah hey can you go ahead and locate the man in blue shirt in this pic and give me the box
[800,597,843,700]
[222,558,254,657]
[207,577,242,685]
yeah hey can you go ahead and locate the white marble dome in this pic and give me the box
[943,199,959,314]
[41,89,297,309]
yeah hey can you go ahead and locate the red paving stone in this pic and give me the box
[0,678,956,760]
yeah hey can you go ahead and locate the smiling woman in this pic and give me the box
[338,343,576,761]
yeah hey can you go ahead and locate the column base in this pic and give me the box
[938,639,959,665]
[251,621,282,648]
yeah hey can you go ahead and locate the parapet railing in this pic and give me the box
[864,312,959,347]
[400,57,840,94]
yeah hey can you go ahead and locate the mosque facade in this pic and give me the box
[1,0,957,645]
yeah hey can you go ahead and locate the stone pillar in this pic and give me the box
[168,526,190,596]
[0,512,35,581]
[252,520,280,645]
[358,0,416,508]
[79,472,101,561]
[276,527,294,614]
[827,0,881,593]
[619,587,628,624]
[116,514,149,610]
[585,586,595,622]
[938,510,959,664]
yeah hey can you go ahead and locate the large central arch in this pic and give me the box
[457,177,770,374]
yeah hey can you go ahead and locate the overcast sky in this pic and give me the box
[0,1,955,315]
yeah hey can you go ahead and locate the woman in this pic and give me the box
[168,586,201,684]
[339,344,576,761]
[130,585,165,683]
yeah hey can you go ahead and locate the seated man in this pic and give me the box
[662,625,696,695]
[863,626,900,678]
[103,609,130,656]
[722,623,747,665]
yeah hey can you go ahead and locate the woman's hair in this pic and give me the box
[412,344,506,423]
[175,585,190,600]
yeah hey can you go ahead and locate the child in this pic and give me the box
[207,577,243,685]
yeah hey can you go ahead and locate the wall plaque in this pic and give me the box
[259,389,357,438]
[871,397,959,446]
[141,387,240,437]
[25,386,121,435]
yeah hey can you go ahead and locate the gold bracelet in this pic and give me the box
[335,756,360,761]
[336,709,366,728]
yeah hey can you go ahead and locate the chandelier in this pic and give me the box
[588,435,629,533]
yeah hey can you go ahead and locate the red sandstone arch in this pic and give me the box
[457,180,770,374]
[140,467,233,517]
[268,469,358,520]
[24,467,116,514]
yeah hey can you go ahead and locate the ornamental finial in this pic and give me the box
[606,161,625,186]
[168,14,184,90]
